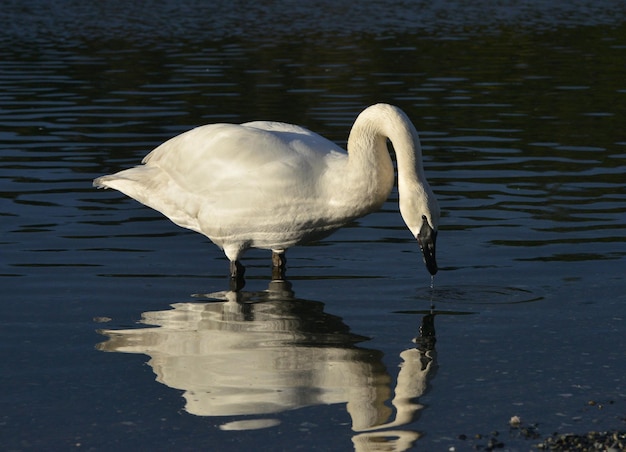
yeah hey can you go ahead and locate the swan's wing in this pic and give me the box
[241,120,319,136]
[97,122,349,242]
[141,122,346,197]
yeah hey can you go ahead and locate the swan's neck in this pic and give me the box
[344,104,438,236]
[346,104,424,204]
[344,129,394,209]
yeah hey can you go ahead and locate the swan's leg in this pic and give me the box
[271,250,287,281]
[229,260,246,291]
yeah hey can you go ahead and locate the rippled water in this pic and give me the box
[2,1,625,450]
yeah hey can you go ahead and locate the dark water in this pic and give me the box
[2,1,625,450]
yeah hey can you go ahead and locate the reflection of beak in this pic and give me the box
[417,221,438,275]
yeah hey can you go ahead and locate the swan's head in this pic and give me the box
[400,190,439,275]
[417,214,438,275]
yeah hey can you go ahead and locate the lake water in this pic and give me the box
[1,1,625,450]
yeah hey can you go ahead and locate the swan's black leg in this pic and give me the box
[229,260,246,291]
[271,251,287,281]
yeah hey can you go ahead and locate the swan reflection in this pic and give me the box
[97,282,437,450]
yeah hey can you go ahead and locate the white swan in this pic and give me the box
[94,103,439,288]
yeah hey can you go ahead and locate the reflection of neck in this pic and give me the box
[352,429,421,452]
[352,430,421,452]
[350,347,436,433]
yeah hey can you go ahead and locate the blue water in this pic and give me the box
[1,1,625,450]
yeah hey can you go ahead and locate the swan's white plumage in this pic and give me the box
[94,103,439,274]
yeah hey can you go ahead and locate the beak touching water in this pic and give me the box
[417,216,438,275]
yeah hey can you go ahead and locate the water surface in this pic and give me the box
[1,1,625,450]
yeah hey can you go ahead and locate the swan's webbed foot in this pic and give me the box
[271,250,287,281]
[229,260,246,291]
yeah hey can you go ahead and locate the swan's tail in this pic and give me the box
[93,166,203,234]
[93,166,162,196]
[93,166,171,214]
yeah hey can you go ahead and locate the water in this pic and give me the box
[2,1,625,450]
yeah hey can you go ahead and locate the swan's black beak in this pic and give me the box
[417,217,438,275]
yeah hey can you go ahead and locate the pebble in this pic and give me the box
[535,430,626,451]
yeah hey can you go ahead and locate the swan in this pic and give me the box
[94,103,439,289]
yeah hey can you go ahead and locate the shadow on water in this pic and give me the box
[97,280,438,451]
